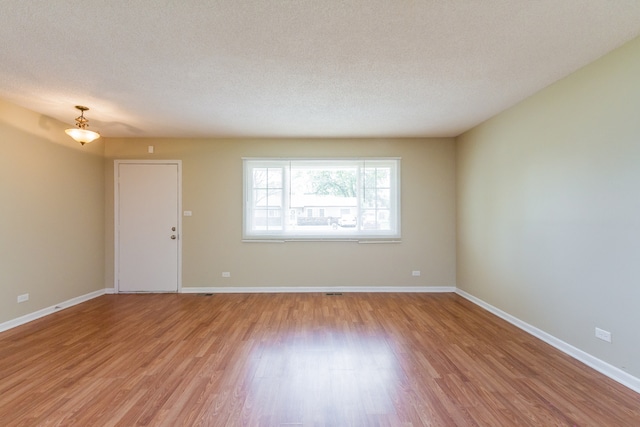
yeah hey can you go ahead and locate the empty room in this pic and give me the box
[1,1,639,426]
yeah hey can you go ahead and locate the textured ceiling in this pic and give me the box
[1,1,639,138]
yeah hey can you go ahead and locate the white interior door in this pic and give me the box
[116,161,180,292]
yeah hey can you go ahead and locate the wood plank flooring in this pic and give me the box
[0,293,638,426]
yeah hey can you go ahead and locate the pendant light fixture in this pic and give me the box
[65,105,100,145]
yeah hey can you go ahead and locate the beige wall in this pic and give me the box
[457,36,640,377]
[0,99,105,324]
[104,137,456,289]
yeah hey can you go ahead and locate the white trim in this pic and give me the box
[455,288,640,394]
[241,239,402,244]
[0,289,105,333]
[182,286,456,294]
[242,157,403,161]
[114,160,183,293]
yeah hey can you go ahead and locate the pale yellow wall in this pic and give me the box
[104,137,456,289]
[0,99,105,324]
[457,36,640,377]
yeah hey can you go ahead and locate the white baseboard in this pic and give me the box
[0,289,106,333]
[455,288,640,394]
[182,286,456,294]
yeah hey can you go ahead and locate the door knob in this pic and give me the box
[171,227,176,231]
[170,235,177,240]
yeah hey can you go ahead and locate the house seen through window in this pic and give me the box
[243,158,400,240]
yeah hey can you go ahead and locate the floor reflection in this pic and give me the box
[241,330,404,425]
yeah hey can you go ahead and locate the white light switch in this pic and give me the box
[148,145,154,153]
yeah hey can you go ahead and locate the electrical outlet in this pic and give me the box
[17,293,29,303]
[412,270,421,276]
[595,327,612,343]
[222,272,231,278]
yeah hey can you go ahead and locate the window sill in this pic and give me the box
[242,238,401,243]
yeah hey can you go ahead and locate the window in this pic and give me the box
[244,158,400,240]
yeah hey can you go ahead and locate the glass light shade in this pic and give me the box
[65,128,101,145]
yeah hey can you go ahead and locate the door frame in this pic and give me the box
[114,160,183,293]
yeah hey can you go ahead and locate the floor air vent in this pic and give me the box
[325,292,343,296]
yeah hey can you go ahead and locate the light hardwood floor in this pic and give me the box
[0,293,638,426]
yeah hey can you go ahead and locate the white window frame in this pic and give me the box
[243,157,401,241]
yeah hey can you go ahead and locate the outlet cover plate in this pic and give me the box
[595,327,612,343]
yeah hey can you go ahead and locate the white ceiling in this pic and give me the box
[1,1,639,139]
